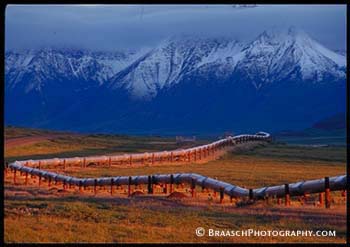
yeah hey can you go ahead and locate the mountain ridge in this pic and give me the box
[5,27,346,134]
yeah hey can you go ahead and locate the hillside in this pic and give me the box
[274,112,346,145]
[5,27,346,134]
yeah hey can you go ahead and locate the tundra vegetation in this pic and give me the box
[4,127,346,243]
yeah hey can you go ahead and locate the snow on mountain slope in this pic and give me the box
[235,27,346,88]
[108,36,244,99]
[108,28,345,98]
[311,41,346,67]
[5,49,139,92]
[4,28,346,133]
[5,27,346,98]
[193,38,243,67]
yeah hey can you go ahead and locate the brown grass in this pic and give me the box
[4,186,346,243]
[5,130,208,162]
[61,145,345,189]
[4,127,346,243]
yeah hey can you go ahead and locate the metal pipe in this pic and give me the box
[325,177,331,208]
[15,132,271,169]
[9,133,344,200]
[8,161,346,200]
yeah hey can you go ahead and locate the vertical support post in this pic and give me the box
[38,161,41,170]
[191,179,195,198]
[325,177,330,209]
[164,184,167,194]
[319,192,324,206]
[277,198,282,205]
[25,172,28,185]
[4,162,8,176]
[298,195,303,206]
[151,154,155,165]
[94,179,97,195]
[38,174,42,187]
[129,155,132,166]
[128,176,132,196]
[170,152,173,163]
[249,189,253,201]
[13,169,17,184]
[199,149,202,160]
[108,157,111,168]
[148,175,152,194]
[110,178,114,195]
[194,150,197,162]
[170,174,174,193]
[63,159,66,170]
[188,152,191,162]
[284,184,290,206]
[152,175,155,193]
[341,190,346,197]
[83,158,86,168]
[219,187,224,204]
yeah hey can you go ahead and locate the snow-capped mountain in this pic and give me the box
[108,36,244,99]
[6,28,345,98]
[5,27,346,134]
[5,49,140,93]
[234,27,346,89]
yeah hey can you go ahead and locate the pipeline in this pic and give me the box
[7,162,346,200]
[5,132,346,201]
[12,132,272,169]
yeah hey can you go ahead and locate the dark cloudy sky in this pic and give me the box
[5,4,347,52]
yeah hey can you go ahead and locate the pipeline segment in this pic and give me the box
[7,163,346,200]
[13,132,272,169]
[7,132,346,200]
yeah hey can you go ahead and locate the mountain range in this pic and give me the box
[5,27,346,135]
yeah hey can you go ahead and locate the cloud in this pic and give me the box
[5,4,346,51]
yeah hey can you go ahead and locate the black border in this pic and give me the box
[1,1,349,246]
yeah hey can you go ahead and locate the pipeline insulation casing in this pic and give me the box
[7,132,345,199]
